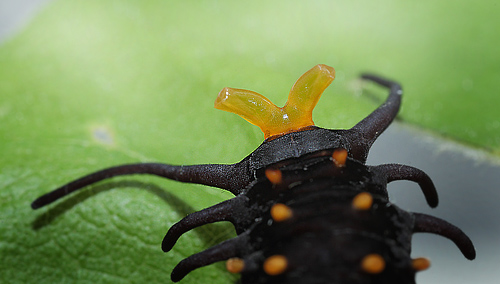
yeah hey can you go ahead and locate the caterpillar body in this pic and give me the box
[32,65,475,284]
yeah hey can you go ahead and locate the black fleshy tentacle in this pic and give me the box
[355,74,402,143]
[171,232,250,282]
[31,162,251,209]
[162,196,249,252]
[371,164,438,208]
[347,74,402,162]
[413,213,476,260]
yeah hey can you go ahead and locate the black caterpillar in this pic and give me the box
[32,65,475,284]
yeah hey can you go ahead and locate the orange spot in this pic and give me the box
[270,203,293,222]
[265,168,283,185]
[226,258,245,273]
[332,148,348,167]
[412,257,431,272]
[361,254,385,274]
[352,192,373,210]
[263,255,288,276]
[215,64,335,139]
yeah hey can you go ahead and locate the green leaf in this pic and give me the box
[1,0,498,283]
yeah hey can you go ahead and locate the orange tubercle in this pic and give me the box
[361,254,386,274]
[270,203,293,222]
[412,257,431,272]
[226,258,245,273]
[215,64,335,139]
[265,168,283,185]
[263,255,288,276]
[352,192,373,210]
[332,148,348,167]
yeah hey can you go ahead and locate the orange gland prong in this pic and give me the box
[226,258,245,274]
[332,148,348,167]
[263,255,288,276]
[265,168,283,185]
[352,192,373,210]
[215,64,335,139]
[270,203,293,222]
[361,254,386,274]
[412,257,431,272]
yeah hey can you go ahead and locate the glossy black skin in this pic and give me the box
[32,74,475,284]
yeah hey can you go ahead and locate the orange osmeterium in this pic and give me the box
[215,64,336,139]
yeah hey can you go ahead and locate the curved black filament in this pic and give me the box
[31,162,250,209]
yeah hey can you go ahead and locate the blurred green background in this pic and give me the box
[1,0,498,283]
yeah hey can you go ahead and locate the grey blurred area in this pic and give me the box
[367,123,500,284]
[0,0,51,42]
[2,1,499,283]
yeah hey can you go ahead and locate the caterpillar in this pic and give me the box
[32,64,475,284]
